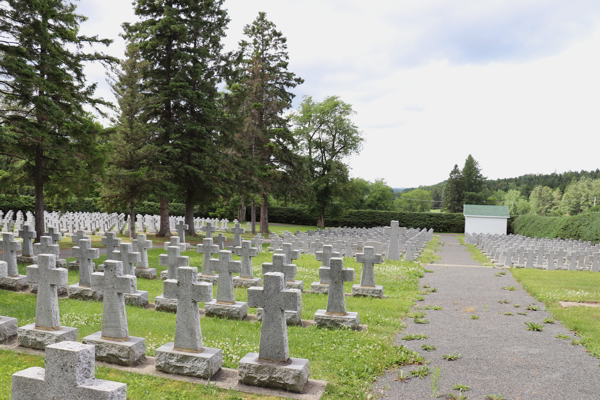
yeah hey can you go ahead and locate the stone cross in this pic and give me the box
[567,254,578,271]
[262,254,296,283]
[201,222,217,238]
[387,221,401,260]
[160,245,189,280]
[18,225,36,257]
[113,243,141,276]
[525,250,535,268]
[1,232,21,276]
[164,235,186,252]
[233,240,258,278]
[34,236,60,258]
[278,243,300,265]
[27,254,68,329]
[209,250,241,303]
[356,246,382,287]
[91,260,136,340]
[11,341,127,400]
[316,245,339,268]
[101,232,121,261]
[591,253,600,272]
[71,230,88,247]
[43,227,62,245]
[247,272,300,362]
[196,238,219,275]
[231,223,245,248]
[164,267,212,351]
[132,233,152,269]
[320,258,354,315]
[214,233,226,250]
[176,221,189,243]
[74,239,99,287]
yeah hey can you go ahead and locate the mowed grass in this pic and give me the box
[456,234,495,266]
[1,233,441,400]
[512,268,600,358]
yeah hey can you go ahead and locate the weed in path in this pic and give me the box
[421,344,436,351]
[411,366,430,378]
[442,353,461,361]
[403,333,428,341]
[525,322,544,331]
[415,318,430,324]
[431,366,441,398]
[424,269,434,273]
[471,315,479,320]
[513,304,520,308]
[409,311,425,319]
[484,396,505,400]
[526,304,540,311]
[497,299,509,304]
[445,393,468,399]
[501,286,517,291]
[543,317,555,324]
[415,295,425,301]
[452,384,470,392]
[504,312,514,316]
[517,312,527,315]
[424,305,443,311]
[395,370,411,382]
[556,334,571,340]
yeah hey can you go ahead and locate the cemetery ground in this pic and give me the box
[0,225,438,400]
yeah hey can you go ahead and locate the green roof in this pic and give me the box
[463,205,510,218]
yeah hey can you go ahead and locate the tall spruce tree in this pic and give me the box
[236,12,304,234]
[123,0,231,236]
[0,0,117,239]
[461,154,485,194]
[443,164,463,213]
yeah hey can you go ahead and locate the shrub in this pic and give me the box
[512,213,600,243]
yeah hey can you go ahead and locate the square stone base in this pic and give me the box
[57,258,66,268]
[314,310,360,330]
[285,280,304,292]
[136,268,156,280]
[96,263,105,272]
[311,282,329,294]
[30,283,68,297]
[256,309,301,325]
[67,261,81,271]
[196,274,219,284]
[17,323,77,350]
[67,283,103,301]
[17,255,37,264]
[0,275,29,291]
[352,284,384,298]
[124,290,149,307]
[83,331,145,366]
[0,316,18,342]
[233,276,261,288]
[159,270,168,280]
[155,295,178,313]
[156,342,222,379]
[205,300,248,320]
[238,352,309,393]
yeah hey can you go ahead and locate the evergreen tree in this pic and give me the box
[443,164,463,213]
[0,0,117,238]
[236,12,304,234]
[461,154,486,194]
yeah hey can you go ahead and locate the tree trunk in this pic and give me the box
[316,212,325,229]
[260,193,268,235]
[238,196,246,222]
[129,201,137,240]
[157,197,171,237]
[34,148,44,242]
[251,198,256,234]
[185,189,196,236]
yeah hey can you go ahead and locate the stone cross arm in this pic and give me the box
[248,278,299,311]
[91,271,136,295]
[320,265,354,283]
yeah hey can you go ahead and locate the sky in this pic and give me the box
[76,0,600,189]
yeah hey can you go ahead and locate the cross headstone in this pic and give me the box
[233,240,258,278]
[11,341,127,400]
[209,250,241,303]
[34,236,60,257]
[71,230,88,247]
[27,254,68,329]
[113,243,141,276]
[277,243,300,265]
[160,245,189,280]
[1,232,21,276]
[176,221,189,244]
[18,225,36,257]
[201,222,217,239]
[386,221,401,260]
[132,233,152,269]
[73,239,99,287]
[43,227,61,245]
[101,232,121,261]
[214,233,226,250]
[164,235,186,252]
[262,254,296,283]
[91,260,136,339]
[196,238,219,275]
[247,272,300,362]
[164,267,212,351]
[356,246,382,287]
[231,223,245,248]
[316,245,339,268]
[320,258,354,315]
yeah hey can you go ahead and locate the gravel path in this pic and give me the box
[374,233,600,400]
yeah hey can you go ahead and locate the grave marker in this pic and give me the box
[314,258,359,329]
[233,240,260,288]
[205,250,247,319]
[352,246,384,298]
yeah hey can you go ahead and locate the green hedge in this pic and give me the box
[512,213,600,242]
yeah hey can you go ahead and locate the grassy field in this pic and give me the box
[0,230,441,400]
[456,234,495,266]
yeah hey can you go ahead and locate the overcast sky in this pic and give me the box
[77,0,600,189]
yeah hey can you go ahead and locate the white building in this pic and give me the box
[463,205,510,235]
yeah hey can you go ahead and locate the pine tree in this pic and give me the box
[0,0,117,238]
[443,165,463,213]
[461,154,486,194]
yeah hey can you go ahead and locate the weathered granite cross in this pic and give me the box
[71,230,89,247]
[11,341,127,400]
[209,250,241,303]
[160,244,189,280]
[164,235,186,252]
[277,243,300,265]
[113,243,141,276]
[262,254,296,283]
[27,254,68,329]
[176,221,189,243]
[164,267,212,351]
[201,222,217,238]
[234,240,258,278]
[91,260,136,340]
[386,221,401,260]
[196,238,219,275]
[231,223,245,248]
[1,232,21,276]
[74,239,99,287]
[33,236,60,258]
[18,225,36,257]
[356,246,382,287]
[43,227,61,245]
[247,272,300,362]
[320,258,354,315]
[132,233,152,269]
[316,245,339,268]
[101,232,121,261]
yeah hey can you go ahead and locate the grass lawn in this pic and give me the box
[1,231,441,400]
[456,234,495,266]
